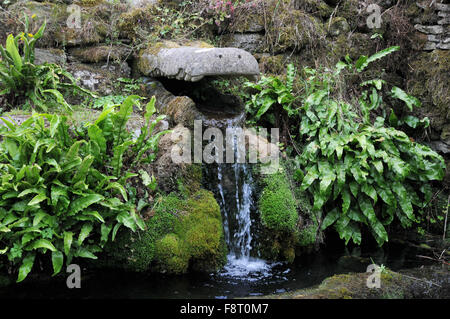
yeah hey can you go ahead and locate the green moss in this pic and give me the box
[154,234,189,274]
[257,165,300,263]
[76,0,105,7]
[102,190,227,274]
[259,170,298,232]
[176,190,228,272]
[407,50,450,133]
[298,224,316,247]
[102,200,178,272]
[177,163,202,197]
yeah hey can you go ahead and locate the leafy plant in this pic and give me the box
[245,47,446,246]
[0,15,93,112]
[244,63,297,125]
[0,95,169,282]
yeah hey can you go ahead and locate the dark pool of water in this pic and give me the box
[0,241,434,299]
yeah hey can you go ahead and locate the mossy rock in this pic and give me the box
[101,199,179,272]
[256,266,450,299]
[268,9,325,53]
[256,165,299,263]
[2,1,113,47]
[293,0,333,19]
[68,45,132,63]
[326,17,350,37]
[102,189,227,274]
[259,169,298,233]
[406,50,450,133]
[154,233,189,274]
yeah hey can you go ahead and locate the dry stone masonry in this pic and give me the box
[414,1,450,50]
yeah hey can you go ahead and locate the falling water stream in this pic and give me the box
[210,124,279,282]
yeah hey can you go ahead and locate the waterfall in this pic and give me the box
[212,126,272,280]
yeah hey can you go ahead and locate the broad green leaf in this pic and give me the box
[64,231,73,256]
[29,239,56,251]
[391,86,421,111]
[28,194,47,206]
[52,250,64,275]
[392,181,413,220]
[17,254,35,282]
[321,208,339,230]
[69,194,104,215]
[78,223,93,246]
[300,165,319,191]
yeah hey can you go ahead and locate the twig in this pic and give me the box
[400,272,442,288]
[417,254,450,265]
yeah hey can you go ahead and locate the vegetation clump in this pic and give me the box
[245,46,445,247]
[0,95,169,282]
[0,17,92,113]
[257,166,299,262]
[104,189,227,274]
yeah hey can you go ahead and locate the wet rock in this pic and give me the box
[428,141,450,155]
[137,41,260,82]
[163,96,203,128]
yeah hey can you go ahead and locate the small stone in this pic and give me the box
[443,37,450,44]
[34,48,67,65]
[437,17,450,25]
[414,24,444,34]
[424,42,437,50]
[428,34,441,42]
[435,3,450,12]
[437,42,450,49]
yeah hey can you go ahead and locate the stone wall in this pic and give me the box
[414,1,450,50]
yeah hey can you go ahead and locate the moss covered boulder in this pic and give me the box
[406,50,450,134]
[256,166,299,263]
[254,266,450,299]
[102,189,227,274]
[0,1,112,47]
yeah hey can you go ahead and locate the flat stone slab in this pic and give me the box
[138,46,260,82]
